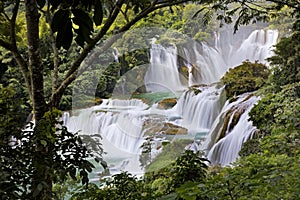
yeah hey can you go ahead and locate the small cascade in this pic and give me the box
[66,99,148,175]
[228,29,279,67]
[144,44,186,92]
[67,99,147,154]
[101,99,149,110]
[173,85,225,132]
[182,29,278,85]
[204,94,259,166]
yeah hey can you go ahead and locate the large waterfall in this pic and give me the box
[65,28,278,176]
[144,43,186,92]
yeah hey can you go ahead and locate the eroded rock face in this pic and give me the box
[157,98,177,109]
[161,122,188,135]
[143,116,187,136]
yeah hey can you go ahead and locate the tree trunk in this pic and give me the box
[25,1,51,199]
[25,0,47,122]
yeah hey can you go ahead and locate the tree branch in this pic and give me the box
[9,0,32,100]
[45,2,59,101]
[267,0,300,11]
[50,0,126,106]
[50,0,191,107]
[0,39,13,51]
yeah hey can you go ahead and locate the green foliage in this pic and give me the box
[0,86,29,199]
[71,172,155,200]
[201,0,300,33]
[146,139,192,172]
[70,150,208,199]
[201,154,300,199]
[0,87,104,199]
[145,150,208,198]
[221,61,270,98]
[47,0,111,49]
[268,30,300,89]
[267,6,296,35]
[249,83,300,136]
[171,150,208,188]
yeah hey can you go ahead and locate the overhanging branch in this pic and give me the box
[50,0,192,107]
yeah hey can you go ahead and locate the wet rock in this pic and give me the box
[157,98,177,109]
[161,122,188,135]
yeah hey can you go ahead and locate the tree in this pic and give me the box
[195,0,299,33]
[0,0,198,122]
[0,86,105,199]
[268,29,300,89]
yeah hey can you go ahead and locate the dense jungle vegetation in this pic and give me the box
[0,0,299,199]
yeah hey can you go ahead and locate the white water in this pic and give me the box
[179,29,278,85]
[65,29,278,176]
[144,44,186,92]
[66,99,147,176]
[173,85,225,132]
[205,94,259,166]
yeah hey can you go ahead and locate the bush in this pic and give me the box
[268,30,300,89]
[221,61,270,98]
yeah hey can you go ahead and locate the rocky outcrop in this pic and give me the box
[157,98,177,109]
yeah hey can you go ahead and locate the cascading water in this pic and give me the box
[204,94,259,166]
[227,29,279,67]
[65,28,278,177]
[173,85,225,133]
[180,29,278,85]
[144,43,186,92]
[66,99,148,176]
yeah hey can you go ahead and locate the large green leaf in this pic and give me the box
[56,18,73,50]
[93,0,103,26]
[51,9,70,33]
[72,9,94,46]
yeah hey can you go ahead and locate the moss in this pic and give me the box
[221,61,270,98]
[145,139,192,173]
[157,98,177,109]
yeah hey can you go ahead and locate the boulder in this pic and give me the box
[157,98,177,109]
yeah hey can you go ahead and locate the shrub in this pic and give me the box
[221,61,270,98]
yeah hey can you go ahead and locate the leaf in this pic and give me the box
[33,183,43,197]
[192,7,207,19]
[51,9,70,33]
[40,140,47,146]
[37,0,46,8]
[101,160,108,169]
[56,18,73,50]
[93,0,103,26]
[69,166,77,180]
[157,193,178,200]
[72,9,94,46]
[72,9,93,32]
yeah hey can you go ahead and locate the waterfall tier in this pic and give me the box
[173,85,225,132]
[204,94,259,166]
[144,44,187,92]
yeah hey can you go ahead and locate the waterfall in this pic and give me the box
[227,29,279,67]
[144,44,186,92]
[65,28,279,176]
[204,94,259,166]
[182,29,278,85]
[66,99,147,175]
[173,85,225,133]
